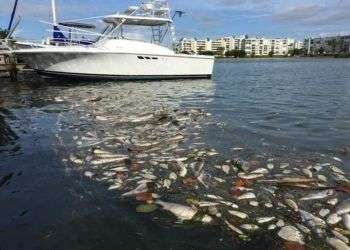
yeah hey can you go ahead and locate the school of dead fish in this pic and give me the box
[53,88,350,250]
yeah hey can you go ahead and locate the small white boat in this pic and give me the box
[13,0,214,80]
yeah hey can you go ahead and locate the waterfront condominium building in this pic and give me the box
[178,36,302,56]
[304,35,350,55]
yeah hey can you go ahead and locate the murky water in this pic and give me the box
[1,58,350,250]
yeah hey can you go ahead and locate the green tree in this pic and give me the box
[199,51,215,56]
[268,51,274,57]
[225,49,246,58]
[0,28,8,39]
[216,47,225,56]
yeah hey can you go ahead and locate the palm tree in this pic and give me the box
[0,28,8,39]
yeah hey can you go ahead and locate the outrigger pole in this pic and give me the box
[7,0,19,32]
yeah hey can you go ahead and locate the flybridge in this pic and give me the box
[49,0,178,46]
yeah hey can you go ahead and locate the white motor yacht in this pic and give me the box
[13,0,214,80]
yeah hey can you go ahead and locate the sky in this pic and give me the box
[0,0,350,40]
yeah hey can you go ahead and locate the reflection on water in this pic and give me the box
[1,59,350,250]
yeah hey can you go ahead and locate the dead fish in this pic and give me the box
[169,172,177,180]
[214,177,226,183]
[225,220,244,235]
[343,214,350,230]
[91,156,128,165]
[333,230,350,244]
[96,116,109,121]
[326,237,350,250]
[265,203,273,208]
[280,163,289,169]
[238,173,264,180]
[300,210,326,235]
[240,224,259,231]
[111,167,129,172]
[206,194,224,200]
[328,198,339,206]
[69,155,83,165]
[278,226,305,245]
[249,201,259,207]
[285,199,299,212]
[237,192,256,200]
[267,163,274,170]
[319,209,331,217]
[333,157,343,163]
[328,213,343,225]
[197,201,220,207]
[336,198,350,215]
[330,166,345,175]
[220,200,239,209]
[276,219,285,227]
[178,164,188,177]
[108,183,122,190]
[163,179,172,189]
[257,217,275,224]
[251,168,269,174]
[300,189,334,201]
[296,223,311,234]
[317,175,327,182]
[201,215,213,224]
[228,210,249,219]
[84,171,94,178]
[302,169,313,178]
[122,183,148,197]
[197,172,208,188]
[268,224,277,230]
[222,165,230,174]
[155,200,197,221]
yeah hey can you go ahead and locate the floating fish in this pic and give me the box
[300,189,334,201]
[238,173,264,180]
[219,200,239,209]
[319,209,331,218]
[155,200,197,221]
[240,224,259,231]
[326,237,350,250]
[257,217,275,224]
[163,179,172,189]
[222,165,230,174]
[206,194,224,200]
[285,199,299,212]
[300,210,326,235]
[278,226,305,245]
[251,168,269,174]
[302,169,313,178]
[276,219,285,227]
[332,230,349,244]
[328,198,339,206]
[330,166,345,175]
[343,214,350,230]
[328,213,343,225]
[333,157,343,163]
[225,220,244,235]
[237,192,256,200]
[336,198,350,215]
[249,201,259,207]
[228,210,249,219]
[91,156,128,165]
[296,223,311,234]
[122,183,148,197]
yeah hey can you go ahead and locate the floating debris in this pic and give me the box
[278,226,305,245]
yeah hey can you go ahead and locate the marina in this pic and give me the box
[1,58,350,250]
[1,0,350,250]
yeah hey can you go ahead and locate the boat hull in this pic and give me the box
[15,52,214,80]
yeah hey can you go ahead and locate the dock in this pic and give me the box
[0,52,19,81]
